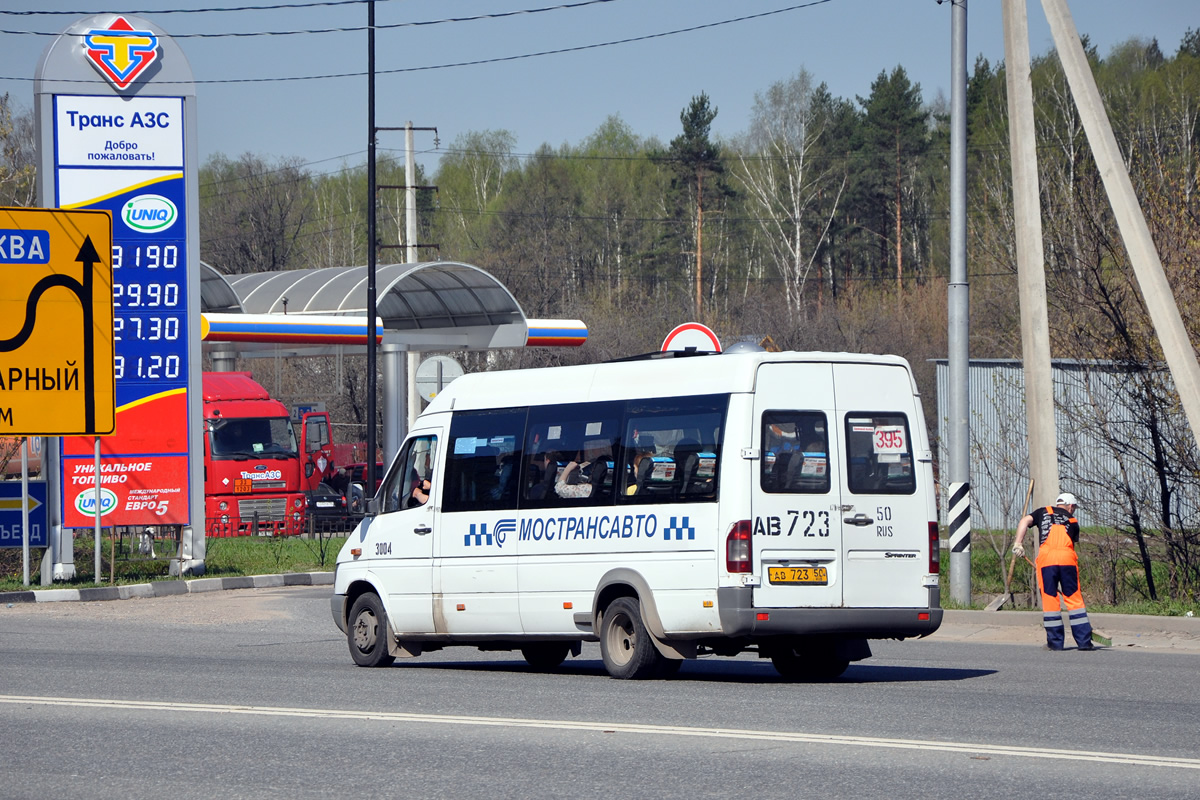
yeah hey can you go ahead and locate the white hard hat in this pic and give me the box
[1055,492,1079,508]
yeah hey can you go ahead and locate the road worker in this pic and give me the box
[1013,492,1096,651]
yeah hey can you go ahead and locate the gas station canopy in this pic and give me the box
[198,261,587,352]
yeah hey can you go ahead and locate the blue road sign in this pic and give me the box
[0,480,48,548]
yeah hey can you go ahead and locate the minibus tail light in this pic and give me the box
[727,521,752,573]
[929,522,940,574]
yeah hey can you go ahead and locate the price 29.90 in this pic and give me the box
[113,282,180,309]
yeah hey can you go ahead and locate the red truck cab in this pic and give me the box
[203,372,306,536]
[299,410,336,494]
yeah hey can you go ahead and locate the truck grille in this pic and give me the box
[238,497,288,517]
[255,481,286,489]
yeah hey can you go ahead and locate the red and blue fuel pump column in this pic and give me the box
[36,14,205,576]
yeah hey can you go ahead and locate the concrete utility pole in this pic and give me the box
[1003,0,1060,512]
[1042,0,1200,453]
[374,123,436,464]
[405,122,421,435]
[946,0,971,604]
[695,175,703,319]
[365,0,379,495]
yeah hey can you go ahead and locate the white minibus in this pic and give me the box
[331,347,942,679]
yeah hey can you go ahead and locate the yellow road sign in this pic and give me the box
[0,207,114,435]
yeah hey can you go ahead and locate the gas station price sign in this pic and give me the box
[54,93,191,527]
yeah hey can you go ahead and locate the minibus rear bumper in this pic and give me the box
[716,587,943,639]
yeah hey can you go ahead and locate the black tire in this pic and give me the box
[599,596,664,680]
[520,642,572,671]
[655,657,684,678]
[347,593,395,667]
[769,640,849,681]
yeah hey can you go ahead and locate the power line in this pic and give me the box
[0,0,390,14]
[2,0,621,37]
[0,1,836,83]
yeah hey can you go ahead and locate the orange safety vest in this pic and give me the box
[1033,505,1079,566]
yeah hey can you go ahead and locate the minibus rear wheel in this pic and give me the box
[347,592,395,668]
[520,642,571,670]
[769,639,848,681]
[600,596,664,679]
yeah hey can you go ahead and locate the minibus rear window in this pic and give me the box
[845,413,915,495]
[760,411,830,494]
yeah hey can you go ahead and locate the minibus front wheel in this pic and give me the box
[347,592,396,668]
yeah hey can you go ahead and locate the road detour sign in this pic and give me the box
[0,207,115,436]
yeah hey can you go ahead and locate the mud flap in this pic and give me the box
[649,631,697,660]
[389,639,423,658]
[838,638,872,662]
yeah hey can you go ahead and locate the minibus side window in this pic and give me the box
[845,413,916,495]
[620,395,726,504]
[443,409,527,513]
[761,411,830,494]
[522,402,622,509]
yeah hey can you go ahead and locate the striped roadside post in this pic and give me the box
[948,481,971,602]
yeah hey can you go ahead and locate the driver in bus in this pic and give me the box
[407,450,432,508]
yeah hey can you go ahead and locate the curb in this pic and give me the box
[0,571,333,605]
[943,608,1200,635]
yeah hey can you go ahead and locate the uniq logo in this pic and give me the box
[74,487,119,517]
[123,194,177,233]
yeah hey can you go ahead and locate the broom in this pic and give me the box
[984,479,1034,611]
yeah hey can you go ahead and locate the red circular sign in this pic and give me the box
[661,322,722,353]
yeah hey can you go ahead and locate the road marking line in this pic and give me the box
[2,693,1197,770]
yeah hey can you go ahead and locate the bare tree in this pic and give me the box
[199,153,313,274]
[734,71,847,317]
[0,94,36,208]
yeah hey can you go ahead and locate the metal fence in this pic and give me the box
[934,359,1199,533]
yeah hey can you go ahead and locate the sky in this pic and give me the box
[1,0,1196,178]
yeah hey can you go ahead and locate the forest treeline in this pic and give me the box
[2,30,1199,602]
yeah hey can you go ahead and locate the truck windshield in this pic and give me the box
[210,417,298,459]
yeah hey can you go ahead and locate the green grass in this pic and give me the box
[937,528,1200,616]
[0,533,346,592]
[6,527,1197,618]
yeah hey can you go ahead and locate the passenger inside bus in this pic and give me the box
[527,450,559,500]
[490,450,516,501]
[625,436,657,495]
[783,420,828,492]
[674,437,710,497]
[555,440,612,500]
[555,458,592,498]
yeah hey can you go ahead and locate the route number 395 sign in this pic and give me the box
[873,426,907,456]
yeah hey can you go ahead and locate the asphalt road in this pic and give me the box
[2,586,1198,799]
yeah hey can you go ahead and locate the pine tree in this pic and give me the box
[660,93,732,317]
[855,67,928,292]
